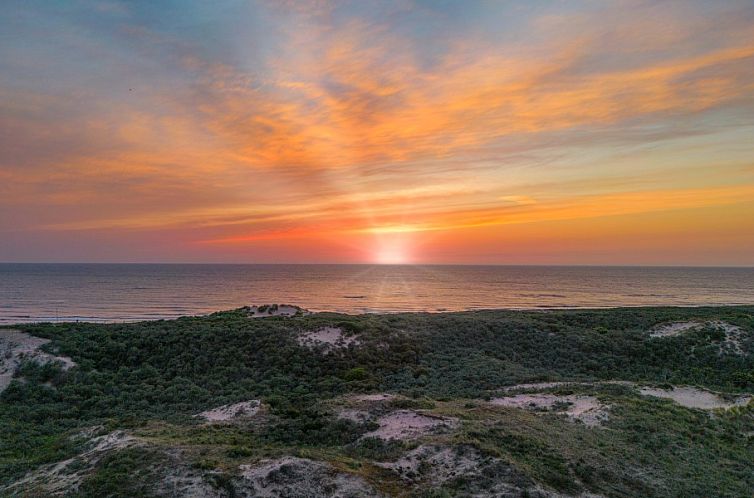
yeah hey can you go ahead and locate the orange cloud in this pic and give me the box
[192,19,754,170]
[188,184,754,244]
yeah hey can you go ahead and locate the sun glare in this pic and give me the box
[374,237,412,264]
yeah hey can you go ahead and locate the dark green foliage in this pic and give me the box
[260,410,369,446]
[376,307,754,396]
[226,446,255,458]
[344,366,369,381]
[386,397,435,410]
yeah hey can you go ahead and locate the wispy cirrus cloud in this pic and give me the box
[190,14,754,169]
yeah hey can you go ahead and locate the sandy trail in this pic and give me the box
[502,380,635,392]
[639,386,752,410]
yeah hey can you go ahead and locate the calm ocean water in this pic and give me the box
[0,264,753,324]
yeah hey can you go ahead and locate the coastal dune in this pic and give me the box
[0,306,752,497]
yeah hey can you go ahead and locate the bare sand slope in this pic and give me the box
[490,394,609,427]
[239,457,383,497]
[378,445,607,497]
[362,410,458,441]
[0,329,75,393]
[650,321,706,338]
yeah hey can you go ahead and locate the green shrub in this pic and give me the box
[344,367,369,381]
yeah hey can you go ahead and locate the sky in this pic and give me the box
[1,0,754,265]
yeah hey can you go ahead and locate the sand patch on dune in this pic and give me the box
[0,329,75,393]
[246,304,308,318]
[650,321,705,338]
[650,320,747,354]
[362,410,457,441]
[197,400,260,422]
[239,457,381,497]
[713,321,747,355]
[499,382,752,414]
[490,394,608,427]
[639,386,751,410]
[297,327,359,351]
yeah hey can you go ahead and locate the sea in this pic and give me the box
[0,263,753,324]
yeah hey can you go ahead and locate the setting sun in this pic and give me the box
[374,235,412,265]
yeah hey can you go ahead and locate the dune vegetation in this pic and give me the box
[1,306,753,497]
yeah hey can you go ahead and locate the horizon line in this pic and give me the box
[1,262,753,269]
